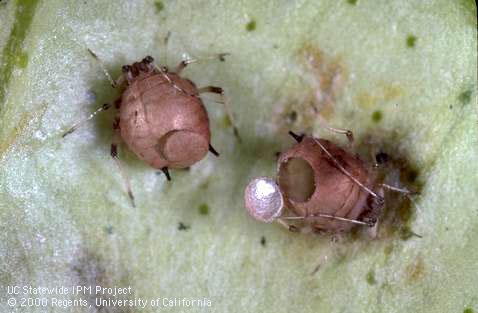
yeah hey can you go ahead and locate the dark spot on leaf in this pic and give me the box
[384,244,394,256]
[366,270,376,285]
[286,110,298,123]
[154,0,164,12]
[178,222,190,231]
[223,114,232,128]
[371,110,383,123]
[402,167,419,183]
[406,256,425,282]
[397,200,413,223]
[406,35,417,48]
[260,236,266,246]
[375,152,389,164]
[104,225,113,234]
[246,19,256,31]
[198,203,209,215]
[71,249,131,310]
[464,308,474,313]
[347,0,358,5]
[458,89,472,105]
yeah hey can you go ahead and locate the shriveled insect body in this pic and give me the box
[119,62,211,169]
[63,52,234,206]
[277,135,377,232]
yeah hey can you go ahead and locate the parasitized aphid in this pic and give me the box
[244,127,416,234]
[62,47,240,207]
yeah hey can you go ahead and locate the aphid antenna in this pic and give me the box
[380,183,416,195]
[175,53,230,74]
[62,103,111,138]
[311,137,384,205]
[87,48,118,88]
[316,115,354,143]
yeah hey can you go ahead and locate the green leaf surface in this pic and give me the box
[0,1,477,312]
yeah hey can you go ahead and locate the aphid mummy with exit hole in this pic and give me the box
[63,47,239,207]
[244,127,415,234]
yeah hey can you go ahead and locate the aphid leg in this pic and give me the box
[198,86,241,141]
[111,118,136,207]
[175,53,230,74]
[381,183,421,216]
[62,103,111,137]
[161,167,171,181]
[208,144,220,157]
[312,137,385,206]
[87,48,124,88]
[282,213,375,227]
[376,185,422,238]
[363,186,385,238]
[276,218,311,233]
[317,115,354,143]
[381,183,417,195]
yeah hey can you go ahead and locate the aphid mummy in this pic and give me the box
[244,130,412,234]
[277,134,377,232]
[63,50,238,206]
[119,59,211,169]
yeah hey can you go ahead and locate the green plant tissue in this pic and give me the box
[0,0,477,312]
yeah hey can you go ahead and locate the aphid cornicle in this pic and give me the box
[63,51,238,206]
[244,130,413,234]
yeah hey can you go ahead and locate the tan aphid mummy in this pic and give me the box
[277,134,377,232]
[119,58,212,170]
[63,52,236,205]
[244,131,384,234]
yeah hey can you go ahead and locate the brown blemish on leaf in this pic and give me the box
[260,236,266,246]
[383,85,402,101]
[240,256,255,269]
[352,135,423,241]
[0,112,31,157]
[71,248,133,311]
[357,83,403,109]
[356,91,376,109]
[383,244,394,261]
[274,44,347,133]
[405,255,425,282]
[0,104,47,158]
[301,43,346,119]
